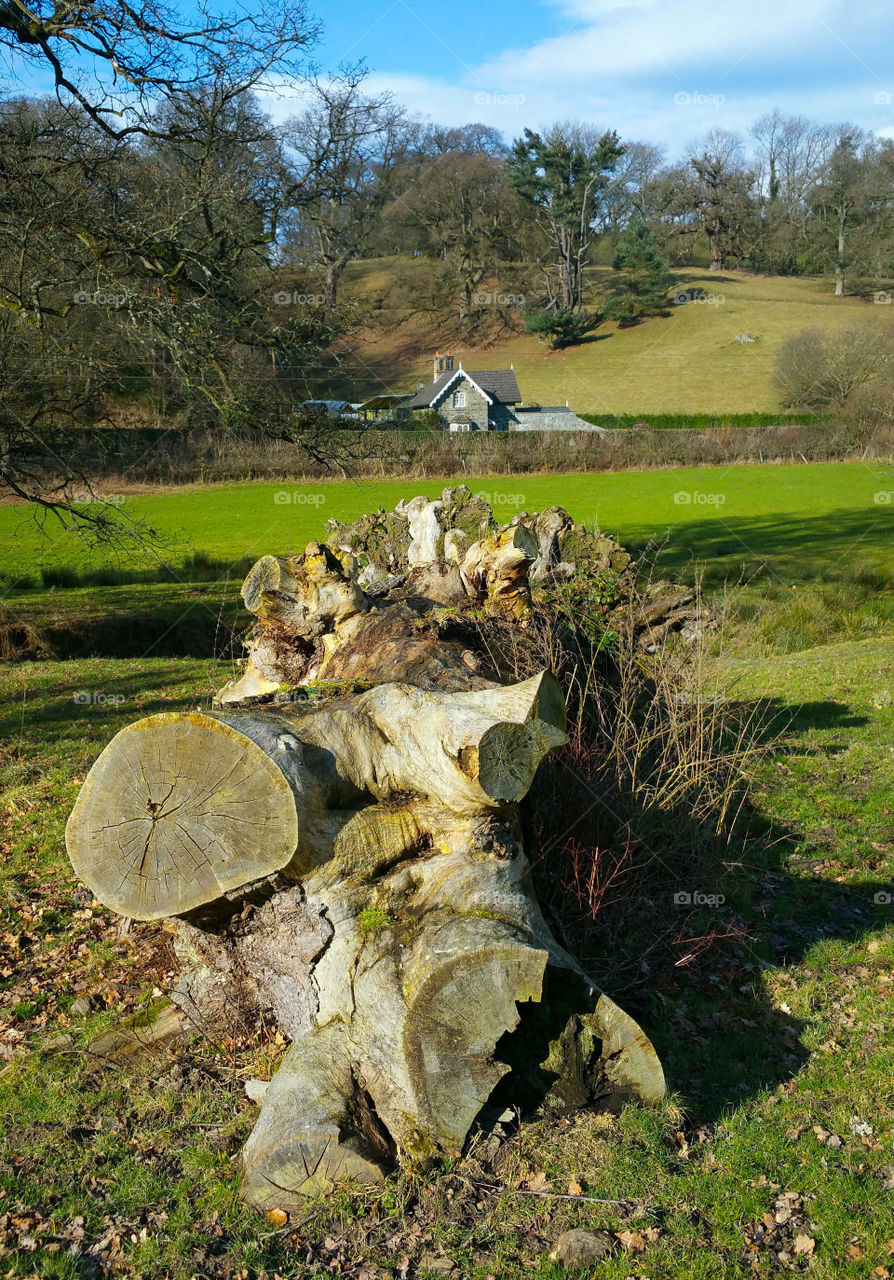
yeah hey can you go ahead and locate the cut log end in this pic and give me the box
[400,937,549,1156]
[475,718,568,805]
[65,712,300,921]
[241,1027,390,1208]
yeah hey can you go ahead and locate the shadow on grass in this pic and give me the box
[644,860,891,1122]
[0,593,246,662]
[0,665,221,739]
[751,698,869,737]
[627,506,894,588]
[527,690,891,1126]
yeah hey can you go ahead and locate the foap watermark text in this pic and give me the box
[273,490,326,506]
[674,490,726,507]
[473,490,526,508]
[73,691,127,706]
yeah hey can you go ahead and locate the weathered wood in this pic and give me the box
[65,711,302,920]
[241,1023,388,1205]
[281,672,567,813]
[242,546,366,634]
[459,525,539,614]
[67,673,568,919]
[218,495,544,702]
[66,491,669,1210]
[171,889,333,1040]
[396,494,443,566]
[220,834,666,1206]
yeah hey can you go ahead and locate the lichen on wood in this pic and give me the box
[66,489,674,1210]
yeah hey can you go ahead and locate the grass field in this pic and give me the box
[330,263,894,414]
[1,641,892,1277]
[2,460,892,583]
[1,463,893,1277]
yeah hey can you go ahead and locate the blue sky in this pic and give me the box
[260,0,894,156]
[4,0,894,158]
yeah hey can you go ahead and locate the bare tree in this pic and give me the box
[282,70,412,307]
[686,130,757,271]
[751,111,839,272]
[774,324,894,407]
[600,141,666,240]
[0,0,319,139]
[0,1,355,541]
[808,128,876,296]
[394,141,517,326]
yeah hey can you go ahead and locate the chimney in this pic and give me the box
[434,350,454,379]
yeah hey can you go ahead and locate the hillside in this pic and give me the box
[329,262,893,414]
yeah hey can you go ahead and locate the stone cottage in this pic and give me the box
[409,352,601,432]
[409,352,521,431]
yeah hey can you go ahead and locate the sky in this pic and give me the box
[256,0,894,157]
[3,0,893,159]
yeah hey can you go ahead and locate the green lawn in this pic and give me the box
[2,460,893,584]
[4,460,893,662]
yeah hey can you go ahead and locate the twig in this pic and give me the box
[476,1183,632,1206]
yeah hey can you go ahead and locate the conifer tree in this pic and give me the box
[603,220,674,326]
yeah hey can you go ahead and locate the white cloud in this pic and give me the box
[256,0,894,155]
[354,0,892,154]
[479,0,843,84]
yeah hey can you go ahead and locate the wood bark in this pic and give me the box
[68,672,568,921]
[66,490,669,1209]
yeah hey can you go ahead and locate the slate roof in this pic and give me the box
[409,365,521,408]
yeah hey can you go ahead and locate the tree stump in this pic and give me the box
[66,488,666,1210]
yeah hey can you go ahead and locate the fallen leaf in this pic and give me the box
[793,1234,816,1256]
[615,1230,645,1253]
[525,1171,551,1193]
[567,1179,583,1197]
[848,1244,864,1261]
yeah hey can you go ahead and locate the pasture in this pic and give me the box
[338,264,894,413]
[1,460,892,584]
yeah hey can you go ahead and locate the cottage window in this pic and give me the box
[452,390,466,408]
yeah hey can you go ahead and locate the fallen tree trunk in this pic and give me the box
[66,490,667,1210]
[67,673,567,919]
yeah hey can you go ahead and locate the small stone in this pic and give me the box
[417,1254,455,1274]
[549,1229,615,1267]
[70,997,92,1017]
